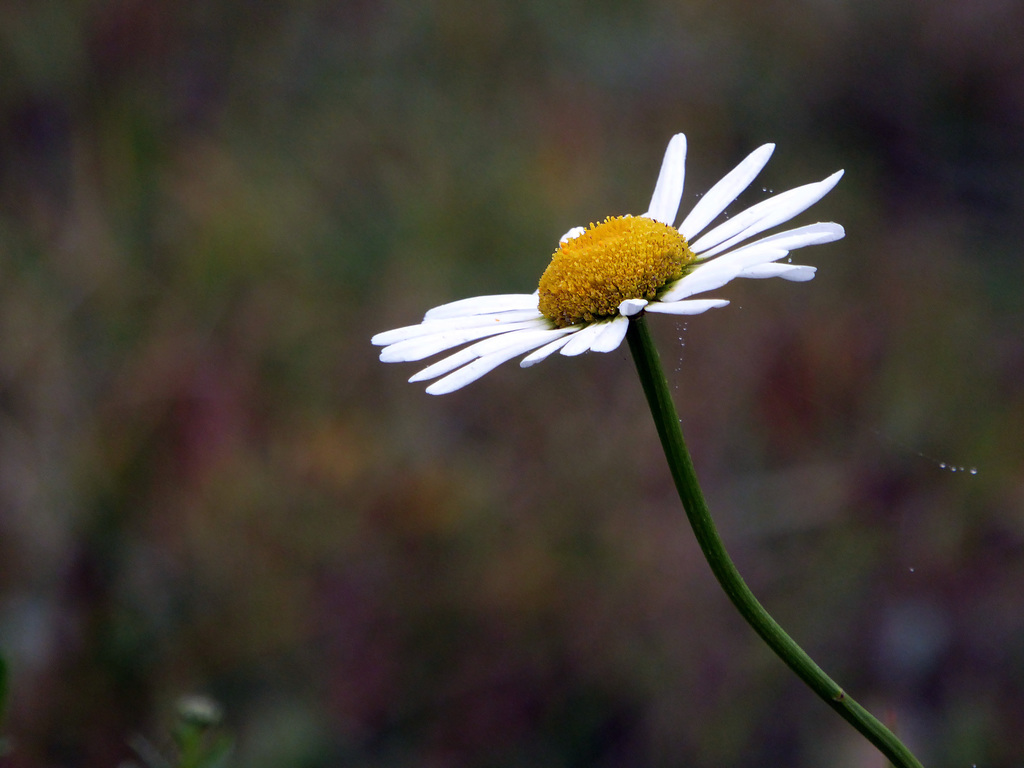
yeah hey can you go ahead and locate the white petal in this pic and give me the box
[372,311,544,347]
[695,242,793,273]
[560,226,586,243]
[410,328,565,382]
[658,262,744,302]
[409,348,479,382]
[424,330,568,395]
[423,293,539,320]
[698,223,843,276]
[678,143,775,240]
[692,170,845,258]
[740,263,817,281]
[746,221,845,251]
[695,221,843,280]
[560,321,609,356]
[659,242,797,302]
[379,318,549,362]
[618,298,648,316]
[520,332,577,367]
[588,315,630,352]
[641,134,687,226]
[646,299,730,315]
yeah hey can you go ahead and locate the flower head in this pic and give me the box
[372,134,844,395]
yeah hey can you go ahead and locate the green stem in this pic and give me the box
[625,315,923,768]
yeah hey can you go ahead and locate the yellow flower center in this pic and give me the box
[538,216,695,327]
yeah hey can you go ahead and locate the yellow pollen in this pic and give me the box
[538,216,695,327]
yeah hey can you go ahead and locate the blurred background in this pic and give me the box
[1,0,1022,766]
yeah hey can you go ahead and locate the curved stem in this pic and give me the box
[625,315,923,768]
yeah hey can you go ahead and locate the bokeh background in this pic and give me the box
[1,0,1023,766]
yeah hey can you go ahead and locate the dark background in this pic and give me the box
[1,0,1022,766]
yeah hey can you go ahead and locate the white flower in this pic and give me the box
[373,134,844,395]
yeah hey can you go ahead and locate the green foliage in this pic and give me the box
[126,697,232,768]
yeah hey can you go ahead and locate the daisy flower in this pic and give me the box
[372,134,844,395]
